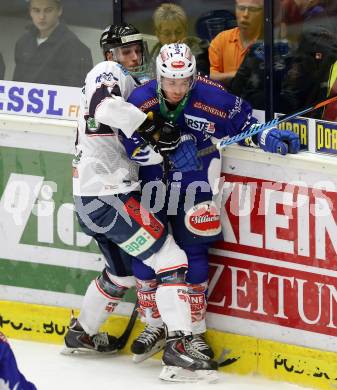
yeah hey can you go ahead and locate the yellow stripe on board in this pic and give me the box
[1,300,337,389]
[0,300,136,348]
[259,339,337,390]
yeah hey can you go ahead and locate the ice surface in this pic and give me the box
[10,339,312,390]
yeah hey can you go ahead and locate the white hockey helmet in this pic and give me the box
[156,43,197,90]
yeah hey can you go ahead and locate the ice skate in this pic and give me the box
[189,333,214,360]
[159,333,218,383]
[62,317,119,355]
[131,325,165,363]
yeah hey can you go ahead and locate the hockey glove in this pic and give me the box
[137,111,166,141]
[122,131,163,166]
[155,122,181,153]
[137,111,180,153]
[130,143,163,166]
[257,128,300,155]
[169,135,202,172]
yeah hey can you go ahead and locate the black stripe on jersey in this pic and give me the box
[85,83,122,135]
[89,83,121,117]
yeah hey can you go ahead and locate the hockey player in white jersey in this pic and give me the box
[63,23,218,382]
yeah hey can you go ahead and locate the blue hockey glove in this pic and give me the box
[257,128,300,155]
[169,136,202,172]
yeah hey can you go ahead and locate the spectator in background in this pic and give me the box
[13,0,93,87]
[282,0,328,24]
[280,0,332,42]
[149,3,209,75]
[229,39,291,111]
[0,53,5,79]
[280,25,337,119]
[209,0,263,87]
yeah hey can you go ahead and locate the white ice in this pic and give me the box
[10,339,311,390]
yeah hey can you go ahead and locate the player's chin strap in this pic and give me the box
[157,87,191,183]
[157,86,190,124]
[197,95,337,157]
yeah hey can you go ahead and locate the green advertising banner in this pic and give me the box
[0,146,135,306]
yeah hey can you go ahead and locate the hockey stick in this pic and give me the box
[197,95,337,158]
[116,300,139,350]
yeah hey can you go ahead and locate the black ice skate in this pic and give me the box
[131,325,166,363]
[62,316,119,355]
[189,333,214,360]
[159,333,218,383]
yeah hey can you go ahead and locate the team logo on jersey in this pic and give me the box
[184,114,215,134]
[228,96,243,119]
[185,201,221,236]
[95,72,119,84]
[86,117,100,132]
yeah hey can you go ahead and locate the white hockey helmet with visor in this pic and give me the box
[156,43,197,91]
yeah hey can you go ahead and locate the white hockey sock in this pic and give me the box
[78,279,122,336]
[156,284,192,333]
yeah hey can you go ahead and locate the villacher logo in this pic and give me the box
[185,201,221,236]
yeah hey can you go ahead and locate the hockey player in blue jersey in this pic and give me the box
[62,26,219,382]
[124,43,300,363]
[0,332,36,390]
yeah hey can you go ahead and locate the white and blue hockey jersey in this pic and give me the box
[73,60,147,196]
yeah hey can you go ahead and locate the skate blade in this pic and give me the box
[159,365,218,383]
[132,339,166,363]
[60,345,118,356]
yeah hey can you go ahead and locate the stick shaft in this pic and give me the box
[197,95,337,157]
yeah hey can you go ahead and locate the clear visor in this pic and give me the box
[110,41,150,80]
[160,76,194,104]
[160,76,194,94]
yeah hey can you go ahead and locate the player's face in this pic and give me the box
[161,77,191,104]
[116,43,142,70]
[30,0,62,38]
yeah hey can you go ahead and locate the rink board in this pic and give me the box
[205,149,337,354]
[1,299,337,390]
[1,114,337,389]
